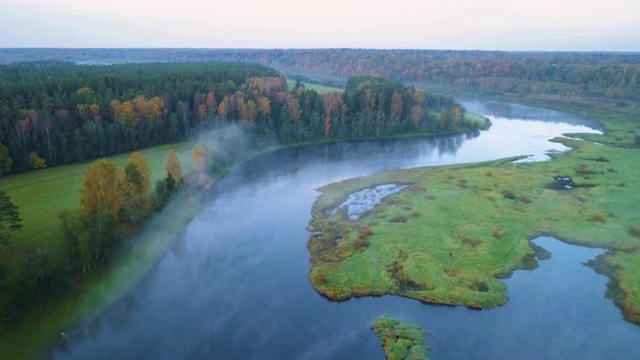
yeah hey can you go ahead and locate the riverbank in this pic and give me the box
[307,101,640,321]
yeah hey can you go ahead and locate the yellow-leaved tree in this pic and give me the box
[121,152,152,222]
[75,159,125,272]
[126,151,152,197]
[80,159,124,217]
[166,150,183,185]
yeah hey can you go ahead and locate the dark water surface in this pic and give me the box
[51,102,640,359]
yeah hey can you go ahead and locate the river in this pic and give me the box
[51,101,640,359]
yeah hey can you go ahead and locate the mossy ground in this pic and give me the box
[308,130,640,316]
[371,317,430,360]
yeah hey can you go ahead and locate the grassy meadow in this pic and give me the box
[307,108,640,318]
[0,142,194,268]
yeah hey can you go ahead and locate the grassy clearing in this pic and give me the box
[0,143,194,268]
[308,127,640,314]
[371,317,430,360]
[286,79,344,94]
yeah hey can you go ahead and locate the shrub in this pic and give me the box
[629,226,640,238]
[359,227,374,239]
[575,164,595,175]
[391,214,408,223]
[502,189,516,200]
[353,236,368,252]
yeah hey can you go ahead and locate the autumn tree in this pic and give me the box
[390,91,403,117]
[198,103,208,128]
[192,146,206,172]
[28,152,46,169]
[410,106,423,129]
[80,159,125,218]
[120,152,151,222]
[127,152,152,197]
[166,150,183,185]
[218,98,228,125]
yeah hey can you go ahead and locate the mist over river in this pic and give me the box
[51,101,640,359]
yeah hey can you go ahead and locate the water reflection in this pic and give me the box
[49,101,634,360]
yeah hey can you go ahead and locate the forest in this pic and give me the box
[1,48,638,100]
[0,61,476,176]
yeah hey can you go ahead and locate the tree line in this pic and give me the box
[1,49,638,100]
[0,61,477,177]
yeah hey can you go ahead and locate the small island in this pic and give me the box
[371,317,430,360]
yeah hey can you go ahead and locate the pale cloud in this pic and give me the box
[0,0,638,50]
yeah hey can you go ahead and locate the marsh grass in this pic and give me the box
[371,317,430,360]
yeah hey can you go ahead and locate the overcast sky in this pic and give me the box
[1,0,638,51]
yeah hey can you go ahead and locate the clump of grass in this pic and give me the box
[311,272,327,285]
[359,227,374,239]
[589,213,606,223]
[618,182,626,187]
[410,208,420,217]
[575,164,596,175]
[391,214,408,223]
[518,194,532,204]
[486,170,493,177]
[596,156,610,163]
[353,227,374,252]
[353,237,368,252]
[458,179,468,188]
[502,189,516,200]
[492,228,503,239]
[629,226,640,238]
[463,236,481,247]
[425,194,436,200]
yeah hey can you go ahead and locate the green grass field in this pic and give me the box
[0,143,194,267]
[308,106,640,319]
[286,79,344,94]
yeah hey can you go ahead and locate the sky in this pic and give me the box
[1,0,639,51]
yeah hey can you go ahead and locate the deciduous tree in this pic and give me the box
[165,150,183,185]
[79,159,125,218]
[127,152,152,197]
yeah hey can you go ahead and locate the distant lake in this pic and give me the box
[52,101,640,359]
